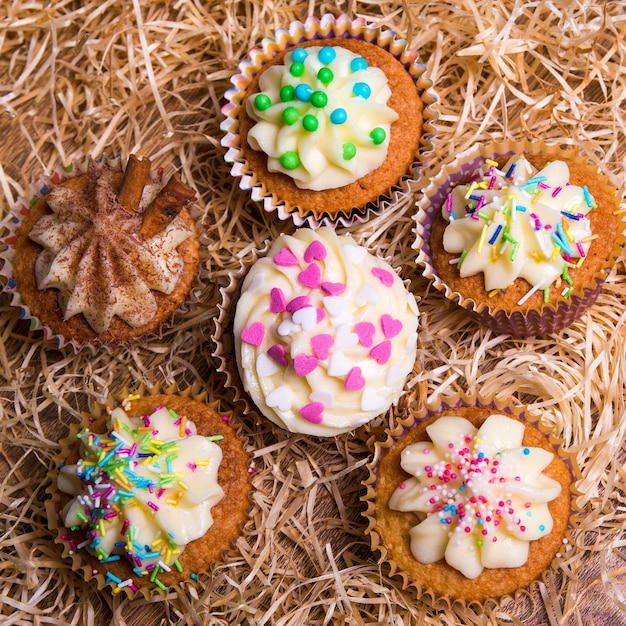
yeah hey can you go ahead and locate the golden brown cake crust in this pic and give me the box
[54,394,251,591]
[12,173,200,346]
[430,154,621,313]
[239,37,423,220]
[374,406,572,602]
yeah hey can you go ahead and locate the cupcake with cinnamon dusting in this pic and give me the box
[4,154,200,348]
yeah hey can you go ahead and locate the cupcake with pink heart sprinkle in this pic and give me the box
[216,227,419,437]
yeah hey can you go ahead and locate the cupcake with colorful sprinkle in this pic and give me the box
[221,13,437,227]
[362,392,578,603]
[414,140,624,336]
[46,386,251,598]
[214,226,420,437]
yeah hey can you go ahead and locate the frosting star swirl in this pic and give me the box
[389,413,562,579]
[442,154,595,304]
[28,163,195,333]
[246,45,398,190]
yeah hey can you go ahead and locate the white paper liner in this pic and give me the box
[220,13,438,229]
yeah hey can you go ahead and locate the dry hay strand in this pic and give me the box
[1,0,626,624]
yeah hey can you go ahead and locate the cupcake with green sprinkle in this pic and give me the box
[46,385,252,598]
[221,13,437,227]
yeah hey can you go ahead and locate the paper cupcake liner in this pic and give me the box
[413,139,625,336]
[220,13,438,229]
[45,381,253,599]
[361,389,583,608]
[0,155,201,352]
[211,229,423,438]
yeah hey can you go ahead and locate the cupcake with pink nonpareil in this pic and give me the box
[230,227,419,437]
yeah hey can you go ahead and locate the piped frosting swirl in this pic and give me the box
[58,403,224,590]
[246,45,398,190]
[234,227,418,436]
[441,155,596,304]
[388,413,562,579]
[28,162,195,333]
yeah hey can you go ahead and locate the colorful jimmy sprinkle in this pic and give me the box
[442,154,597,305]
[57,401,225,593]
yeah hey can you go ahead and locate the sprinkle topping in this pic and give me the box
[246,45,398,191]
[58,404,225,591]
[389,413,562,579]
[234,228,419,436]
[441,154,595,304]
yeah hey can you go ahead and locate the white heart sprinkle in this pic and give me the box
[361,387,387,413]
[328,351,352,377]
[266,386,293,412]
[292,306,318,331]
[386,365,409,387]
[344,244,368,264]
[310,389,334,409]
[277,319,300,336]
[334,324,358,349]
[323,296,347,318]
[256,352,280,377]
[355,284,379,306]
[408,292,419,316]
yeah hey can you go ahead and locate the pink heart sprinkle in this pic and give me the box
[298,264,321,289]
[269,287,286,313]
[370,340,392,365]
[274,247,299,266]
[304,240,327,263]
[267,344,288,367]
[299,402,324,424]
[354,322,375,347]
[372,267,394,287]
[321,281,346,296]
[345,366,366,391]
[241,322,265,346]
[381,314,403,338]
[311,334,333,360]
[316,308,326,323]
[293,354,319,377]
[286,296,310,313]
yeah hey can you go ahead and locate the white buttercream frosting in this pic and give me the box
[28,164,195,333]
[58,404,224,576]
[388,413,562,579]
[246,44,398,190]
[441,155,596,302]
[234,227,418,436]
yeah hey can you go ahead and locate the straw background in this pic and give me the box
[0,1,625,625]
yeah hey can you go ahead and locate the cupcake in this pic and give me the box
[223,226,419,437]
[221,13,437,227]
[414,140,624,336]
[363,394,576,603]
[2,154,200,349]
[46,387,251,598]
